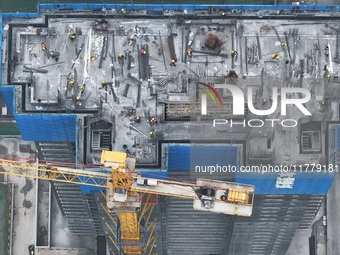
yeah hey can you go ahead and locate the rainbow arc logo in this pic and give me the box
[199,82,222,115]
[199,82,223,106]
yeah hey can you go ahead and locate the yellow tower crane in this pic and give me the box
[0,150,255,254]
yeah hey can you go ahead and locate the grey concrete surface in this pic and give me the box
[326,172,340,255]
[0,140,38,255]
[11,175,37,255]
[36,247,94,255]
[286,229,311,255]
[0,139,96,253]
[50,191,96,250]
[286,200,325,255]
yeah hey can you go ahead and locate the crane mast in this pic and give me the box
[0,151,255,254]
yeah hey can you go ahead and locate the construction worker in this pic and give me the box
[102,81,106,87]
[121,8,127,14]
[80,84,85,93]
[221,12,226,16]
[69,34,76,40]
[50,51,59,57]
[150,131,155,138]
[128,41,132,46]
[50,51,59,62]
[69,81,74,87]
[320,100,325,106]
[228,70,238,79]
[281,42,286,47]
[140,49,146,55]
[41,43,46,51]
[231,50,238,57]
[324,64,328,71]
[75,96,80,101]
[134,116,141,123]
[272,54,280,59]
[187,48,192,55]
[118,54,124,64]
[151,117,157,124]
[262,98,267,105]
[170,59,176,66]
[324,45,329,57]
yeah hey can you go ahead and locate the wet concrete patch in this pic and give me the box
[0,145,8,156]
[22,199,32,209]
[20,178,33,196]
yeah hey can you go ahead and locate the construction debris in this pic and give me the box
[93,19,109,31]
[247,42,259,64]
[204,33,222,50]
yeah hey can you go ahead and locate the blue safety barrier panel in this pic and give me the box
[166,144,335,194]
[138,170,168,180]
[15,114,78,141]
[233,171,335,195]
[36,4,340,11]
[0,87,15,115]
[167,144,238,170]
